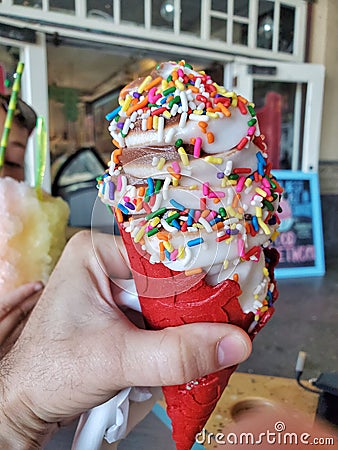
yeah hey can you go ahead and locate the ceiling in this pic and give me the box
[45,35,214,103]
[47,41,158,102]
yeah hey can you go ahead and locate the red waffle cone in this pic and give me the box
[118,224,279,450]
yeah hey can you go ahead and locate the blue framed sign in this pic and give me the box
[272,170,325,278]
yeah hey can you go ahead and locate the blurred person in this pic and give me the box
[0,93,37,180]
[0,94,42,351]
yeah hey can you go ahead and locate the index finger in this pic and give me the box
[0,293,39,346]
[0,282,43,320]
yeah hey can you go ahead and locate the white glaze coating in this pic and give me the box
[122,107,250,154]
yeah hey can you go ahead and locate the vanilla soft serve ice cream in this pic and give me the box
[98,60,282,319]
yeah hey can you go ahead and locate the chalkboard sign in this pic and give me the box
[272,171,325,278]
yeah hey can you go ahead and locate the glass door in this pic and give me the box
[224,58,325,172]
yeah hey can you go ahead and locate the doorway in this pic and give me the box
[225,57,325,172]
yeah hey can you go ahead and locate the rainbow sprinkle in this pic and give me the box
[97,61,283,327]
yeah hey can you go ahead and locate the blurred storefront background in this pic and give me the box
[0,0,337,261]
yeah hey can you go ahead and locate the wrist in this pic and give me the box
[0,368,55,449]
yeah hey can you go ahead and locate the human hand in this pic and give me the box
[0,281,42,350]
[0,231,251,449]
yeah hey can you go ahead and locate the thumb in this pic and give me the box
[117,323,252,387]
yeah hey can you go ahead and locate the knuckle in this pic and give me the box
[158,328,200,385]
[65,230,93,262]
[110,329,134,387]
[18,305,30,322]
[67,230,92,253]
[0,305,11,315]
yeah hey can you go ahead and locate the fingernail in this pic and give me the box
[34,282,44,292]
[217,334,250,368]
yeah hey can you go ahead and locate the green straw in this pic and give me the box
[0,61,25,170]
[35,116,47,199]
